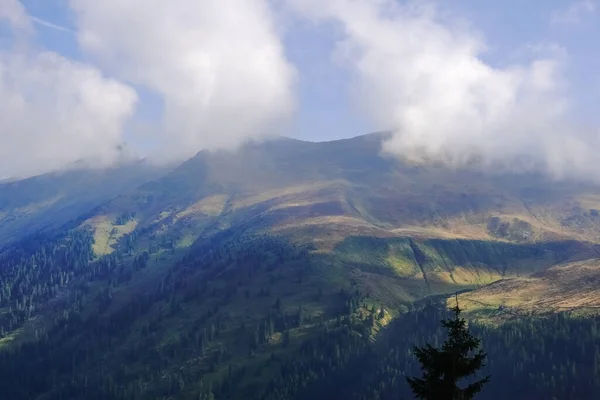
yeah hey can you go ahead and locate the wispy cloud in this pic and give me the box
[31,16,75,34]
[551,0,596,25]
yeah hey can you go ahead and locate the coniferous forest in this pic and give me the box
[0,222,598,400]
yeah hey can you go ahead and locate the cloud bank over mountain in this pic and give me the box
[0,0,295,178]
[0,0,137,178]
[70,0,296,162]
[287,0,600,179]
[1,0,599,180]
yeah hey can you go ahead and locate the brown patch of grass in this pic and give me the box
[456,258,600,320]
[270,215,393,251]
[433,266,503,286]
[178,194,229,218]
[231,180,349,210]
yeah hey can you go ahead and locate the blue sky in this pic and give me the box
[22,0,599,135]
[1,0,599,178]
[21,0,372,142]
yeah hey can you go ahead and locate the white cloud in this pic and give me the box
[0,2,138,178]
[0,0,32,35]
[551,0,596,25]
[0,0,294,178]
[69,0,296,161]
[288,0,600,179]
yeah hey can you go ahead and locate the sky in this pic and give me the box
[0,0,599,179]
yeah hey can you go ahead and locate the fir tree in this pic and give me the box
[406,297,490,399]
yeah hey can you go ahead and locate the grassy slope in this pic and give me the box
[78,136,600,301]
[456,258,600,322]
[67,134,600,324]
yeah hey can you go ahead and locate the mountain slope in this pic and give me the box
[96,134,600,233]
[457,258,600,321]
[0,161,169,247]
[79,133,600,288]
[2,133,600,399]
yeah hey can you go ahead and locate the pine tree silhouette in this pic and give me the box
[406,296,490,399]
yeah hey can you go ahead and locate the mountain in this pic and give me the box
[0,161,169,247]
[76,133,600,300]
[1,132,600,399]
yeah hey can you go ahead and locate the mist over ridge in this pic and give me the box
[1,0,599,181]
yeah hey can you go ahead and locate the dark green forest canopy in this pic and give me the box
[0,225,599,400]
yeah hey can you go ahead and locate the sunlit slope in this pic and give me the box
[71,133,600,300]
[456,258,600,321]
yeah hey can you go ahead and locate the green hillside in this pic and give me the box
[1,133,600,399]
